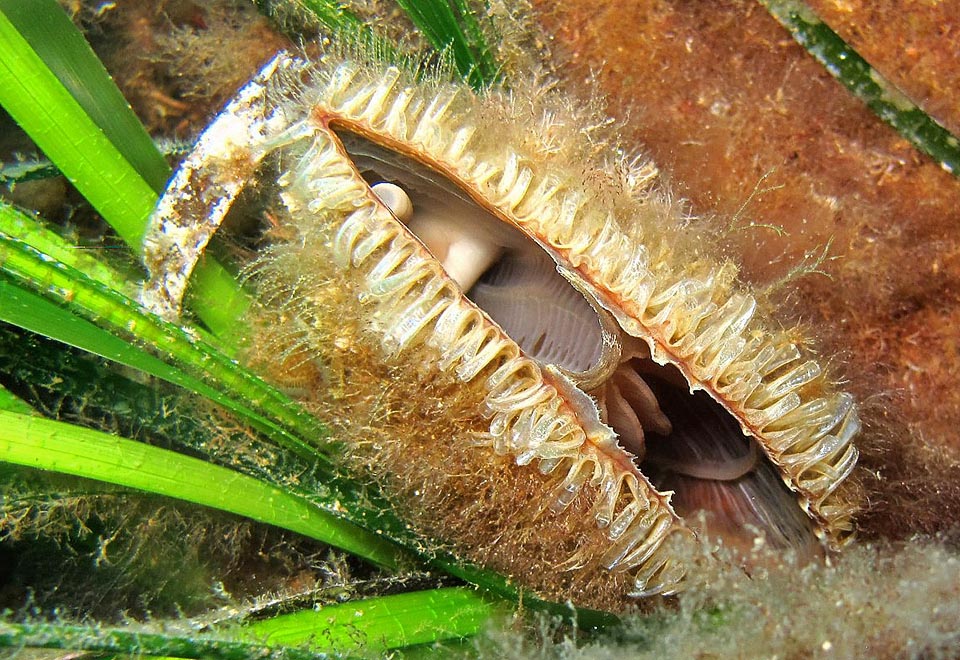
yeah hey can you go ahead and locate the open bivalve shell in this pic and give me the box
[141,50,862,612]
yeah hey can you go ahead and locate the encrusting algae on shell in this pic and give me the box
[140,45,862,612]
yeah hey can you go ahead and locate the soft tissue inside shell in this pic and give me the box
[339,129,819,559]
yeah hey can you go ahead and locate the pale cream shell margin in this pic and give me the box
[141,52,860,597]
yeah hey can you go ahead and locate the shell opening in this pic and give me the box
[339,128,819,560]
[638,372,820,558]
[344,128,617,380]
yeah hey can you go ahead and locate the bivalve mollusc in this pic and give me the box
[141,49,862,612]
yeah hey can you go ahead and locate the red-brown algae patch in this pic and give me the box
[532,0,960,543]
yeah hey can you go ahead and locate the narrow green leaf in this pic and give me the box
[0,621,321,660]
[266,0,396,63]
[0,0,170,192]
[187,257,252,338]
[0,201,135,291]
[427,554,620,630]
[282,0,369,33]
[0,230,328,463]
[245,587,504,653]
[0,409,406,569]
[0,382,33,414]
[760,0,960,176]
[0,9,156,246]
[0,279,304,455]
[394,0,499,87]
